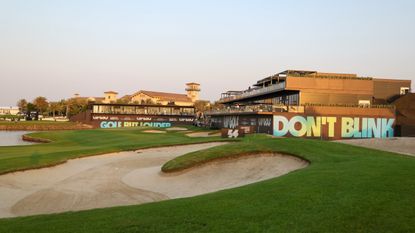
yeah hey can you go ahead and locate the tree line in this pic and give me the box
[16,97,225,119]
[17,97,89,118]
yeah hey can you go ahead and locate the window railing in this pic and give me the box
[220,82,286,103]
[92,105,195,115]
[288,74,373,80]
[207,103,394,115]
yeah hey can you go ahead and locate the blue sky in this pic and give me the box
[0,0,414,105]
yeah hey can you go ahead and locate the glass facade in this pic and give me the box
[92,105,195,115]
[248,92,300,106]
[272,93,299,105]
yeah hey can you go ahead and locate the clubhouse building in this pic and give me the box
[208,70,412,139]
[71,83,201,128]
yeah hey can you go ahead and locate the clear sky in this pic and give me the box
[1,0,414,106]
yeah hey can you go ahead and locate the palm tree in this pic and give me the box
[33,96,49,115]
[48,102,61,118]
[17,99,28,113]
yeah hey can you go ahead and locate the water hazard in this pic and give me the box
[0,131,35,146]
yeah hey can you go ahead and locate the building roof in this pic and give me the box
[120,95,131,100]
[278,70,317,76]
[93,97,105,101]
[71,96,104,102]
[104,91,118,94]
[132,90,192,102]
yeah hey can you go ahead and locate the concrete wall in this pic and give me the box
[286,76,374,105]
[286,76,373,95]
[285,76,411,106]
[300,92,372,105]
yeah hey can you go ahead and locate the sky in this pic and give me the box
[0,0,414,106]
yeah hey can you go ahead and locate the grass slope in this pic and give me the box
[0,127,228,174]
[0,121,90,131]
[1,133,415,232]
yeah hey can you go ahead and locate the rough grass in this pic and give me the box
[1,133,415,233]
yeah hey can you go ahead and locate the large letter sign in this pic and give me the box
[273,116,289,137]
[273,115,394,139]
[100,121,172,129]
[100,121,121,128]
[288,116,307,137]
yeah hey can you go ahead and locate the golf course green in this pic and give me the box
[0,128,415,233]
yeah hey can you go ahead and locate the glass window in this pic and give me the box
[92,105,195,115]
[400,87,410,95]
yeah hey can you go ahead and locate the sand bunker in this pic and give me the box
[186,132,221,137]
[0,143,307,218]
[165,127,188,131]
[124,154,307,199]
[337,137,415,156]
[142,130,166,134]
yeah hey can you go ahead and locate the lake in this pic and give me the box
[0,131,35,146]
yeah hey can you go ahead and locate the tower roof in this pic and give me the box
[104,91,118,94]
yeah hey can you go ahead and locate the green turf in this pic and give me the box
[1,132,415,233]
[0,121,76,125]
[0,127,229,175]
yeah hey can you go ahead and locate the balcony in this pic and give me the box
[220,82,286,103]
[206,104,305,115]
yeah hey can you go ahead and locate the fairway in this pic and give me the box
[0,129,414,232]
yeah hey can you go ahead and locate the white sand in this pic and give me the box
[337,137,415,156]
[0,142,307,218]
[165,127,188,131]
[142,130,166,133]
[123,154,307,199]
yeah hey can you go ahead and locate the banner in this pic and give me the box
[273,115,395,139]
[100,121,172,128]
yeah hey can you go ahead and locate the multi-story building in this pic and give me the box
[209,70,411,139]
[73,83,201,106]
[220,70,410,106]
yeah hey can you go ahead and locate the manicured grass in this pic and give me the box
[1,133,415,232]
[0,127,229,175]
[0,121,75,125]
[0,121,89,131]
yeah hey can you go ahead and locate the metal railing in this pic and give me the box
[207,105,275,115]
[207,103,394,115]
[220,82,286,103]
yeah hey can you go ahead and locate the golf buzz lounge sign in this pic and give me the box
[273,115,395,139]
